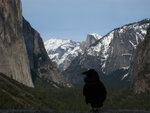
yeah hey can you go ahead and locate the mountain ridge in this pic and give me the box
[44,34,102,71]
[63,18,150,84]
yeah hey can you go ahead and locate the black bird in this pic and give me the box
[82,69,107,112]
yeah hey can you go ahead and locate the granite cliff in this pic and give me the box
[0,0,69,87]
[23,18,69,87]
[0,0,34,87]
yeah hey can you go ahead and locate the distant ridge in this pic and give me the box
[63,18,150,84]
[44,34,101,71]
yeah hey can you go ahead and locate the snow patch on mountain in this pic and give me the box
[45,38,77,51]
[121,53,132,56]
[88,33,102,40]
[122,73,129,80]
[129,40,136,49]
[120,66,130,70]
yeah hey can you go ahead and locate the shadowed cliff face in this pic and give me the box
[0,0,70,87]
[23,18,70,87]
[132,26,150,94]
[0,0,34,87]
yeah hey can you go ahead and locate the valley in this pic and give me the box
[1,73,150,110]
[0,0,150,111]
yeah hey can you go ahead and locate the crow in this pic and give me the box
[82,69,107,112]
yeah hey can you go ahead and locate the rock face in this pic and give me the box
[132,26,150,94]
[0,0,69,87]
[80,33,102,51]
[0,0,34,87]
[23,19,69,87]
[64,19,150,84]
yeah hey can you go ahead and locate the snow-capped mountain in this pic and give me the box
[85,19,150,75]
[64,19,150,84]
[44,38,82,71]
[44,34,102,71]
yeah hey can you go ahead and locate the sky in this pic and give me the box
[22,0,150,42]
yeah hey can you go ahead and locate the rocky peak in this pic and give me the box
[80,33,102,51]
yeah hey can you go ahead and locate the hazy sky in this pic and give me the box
[22,0,150,42]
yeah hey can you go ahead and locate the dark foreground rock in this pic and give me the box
[0,110,150,113]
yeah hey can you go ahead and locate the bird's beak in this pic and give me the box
[82,71,88,75]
